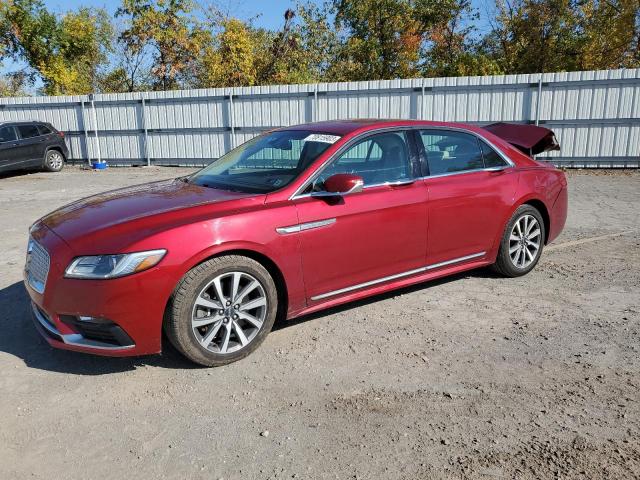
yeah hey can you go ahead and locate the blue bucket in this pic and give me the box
[92,162,107,170]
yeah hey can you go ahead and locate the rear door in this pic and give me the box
[0,125,21,171]
[15,123,45,166]
[417,129,519,266]
[293,130,428,302]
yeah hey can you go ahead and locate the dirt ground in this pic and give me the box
[0,166,638,480]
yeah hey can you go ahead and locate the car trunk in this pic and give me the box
[481,122,560,156]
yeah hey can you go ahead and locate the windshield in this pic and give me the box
[188,130,341,193]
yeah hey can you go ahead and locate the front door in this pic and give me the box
[293,130,428,302]
[0,125,20,171]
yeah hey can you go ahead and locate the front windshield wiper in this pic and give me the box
[197,182,257,194]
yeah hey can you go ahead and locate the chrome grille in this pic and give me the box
[26,238,50,294]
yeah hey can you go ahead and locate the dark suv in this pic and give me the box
[0,121,69,173]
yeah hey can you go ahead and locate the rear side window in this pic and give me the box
[0,126,17,143]
[480,141,508,168]
[37,124,53,135]
[17,124,41,139]
[419,130,484,175]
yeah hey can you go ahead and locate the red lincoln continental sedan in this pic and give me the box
[24,120,567,366]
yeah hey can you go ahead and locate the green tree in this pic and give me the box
[491,0,583,73]
[198,18,258,87]
[421,0,501,77]
[254,7,334,85]
[195,5,341,88]
[333,0,422,80]
[578,0,640,69]
[116,0,209,90]
[0,71,28,96]
[3,0,113,95]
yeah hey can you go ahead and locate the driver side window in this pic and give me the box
[314,131,411,190]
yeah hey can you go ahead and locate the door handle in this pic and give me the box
[486,166,508,174]
[385,179,415,187]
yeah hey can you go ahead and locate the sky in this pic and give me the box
[44,0,299,29]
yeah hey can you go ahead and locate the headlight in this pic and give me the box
[64,249,167,279]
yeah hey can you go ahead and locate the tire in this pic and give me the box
[165,255,278,367]
[492,204,546,277]
[43,149,65,172]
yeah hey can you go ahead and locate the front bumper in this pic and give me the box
[31,302,136,354]
[25,224,174,357]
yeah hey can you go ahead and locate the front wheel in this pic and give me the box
[43,150,65,172]
[165,255,278,367]
[492,205,545,277]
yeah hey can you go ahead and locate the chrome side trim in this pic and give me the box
[276,218,336,235]
[31,303,135,351]
[310,251,486,301]
[425,252,486,270]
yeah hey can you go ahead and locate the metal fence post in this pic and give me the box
[228,90,236,150]
[422,79,426,120]
[89,94,101,165]
[80,100,91,166]
[141,98,150,166]
[314,84,318,122]
[535,77,543,126]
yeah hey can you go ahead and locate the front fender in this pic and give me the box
[128,203,306,318]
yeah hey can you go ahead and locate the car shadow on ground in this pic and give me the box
[0,268,501,376]
[273,268,501,332]
[0,170,37,180]
[0,281,198,375]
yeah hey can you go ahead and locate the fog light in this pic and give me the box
[59,315,134,347]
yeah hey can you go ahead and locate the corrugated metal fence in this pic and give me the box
[1,68,638,168]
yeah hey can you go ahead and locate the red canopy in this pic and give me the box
[482,122,560,156]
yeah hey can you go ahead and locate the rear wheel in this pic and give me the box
[43,149,64,172]
[492,205,545,277]
[165,255,278,367]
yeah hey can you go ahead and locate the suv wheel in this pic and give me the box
[43,150,65,172]
[165,255,278,367]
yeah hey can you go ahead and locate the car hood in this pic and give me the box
[41,178,261,246]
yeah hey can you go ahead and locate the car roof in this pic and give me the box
[0,120,46,126]
[279,119,492,136]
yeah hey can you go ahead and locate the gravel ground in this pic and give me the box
[0,166,638,480]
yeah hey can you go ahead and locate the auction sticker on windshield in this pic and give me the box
[303,134,341,144]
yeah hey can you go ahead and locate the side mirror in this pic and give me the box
[311,173,364,198]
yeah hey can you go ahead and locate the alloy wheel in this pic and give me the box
[508,214,541,269]
[48,151,63,170]
[191,271,267,354]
